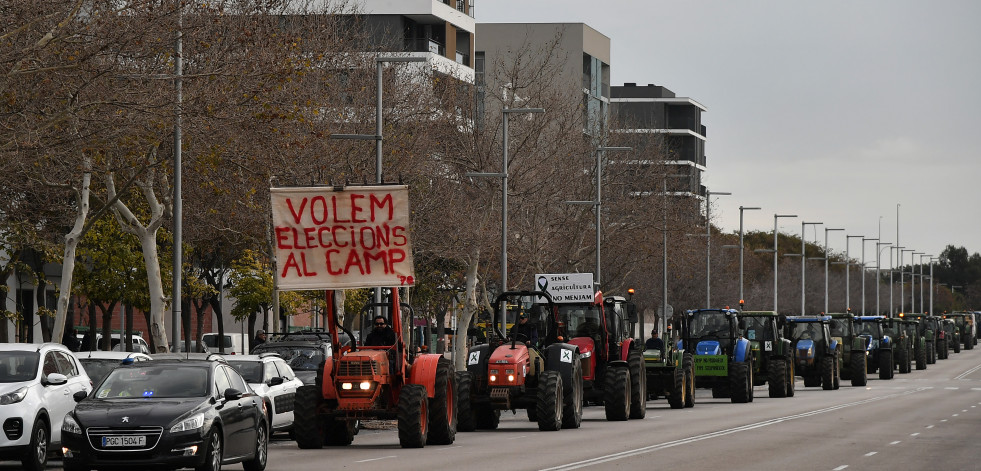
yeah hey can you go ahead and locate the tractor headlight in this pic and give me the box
[580,351,591,359]
[359,382,371,390]
[341,383,353,390]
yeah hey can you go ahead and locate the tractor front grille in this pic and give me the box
[338,360,378,377]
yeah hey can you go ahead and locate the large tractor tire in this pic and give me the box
[527,408,537,422]
[729,362,751,404]
[939,339,949,359]
[426,359,457,445]
[536,371,564,431]
[964,333,974,350]
[324,418,355,446]
[768,358,788,398]
[832,356,840,390]
[926,341,936,364]
[474,406,500,430]
[293,386,325,449]
[953,339,961,353]
[803,376,821,388]
[628,350,647,419]
[915,343,927,370]
[850,352,867,387]
[786,360,796,397]
[684,362,695,408]
[668,367,686,409]
[455,371,476,432]
[897,346,910,374]
[561,356,584,429]
[879,350,894,380]
[397,384,429,448]
[821,356,835,390]
[604,366,631,421]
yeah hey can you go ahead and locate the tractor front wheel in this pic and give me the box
[821,356,835,390]
[729,362,751,403]
[684,362,695,408]
[604,367,630,420]
[324,419,355,446]
[397,384,429,448]
[293,386,325,449]
[850,351,868,386]
[455,371,476,432]
[768,358,788,398]
[426,358,457,445]
[628,350,647,419]
[668,367,686,409]
[536,371,564,431]
[561,354,584,429]
[786,360,796,397]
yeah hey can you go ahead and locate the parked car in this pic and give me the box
[76,351,152,386]
[227,354,303,434]
[170,340,212,353]
[0,343,93,471]
[202,332,248,355]
[62,357,267,471]
[75,332,150,353]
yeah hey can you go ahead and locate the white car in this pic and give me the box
[0,343,92,471]
[226,354,303,433]
[76,351,152,386]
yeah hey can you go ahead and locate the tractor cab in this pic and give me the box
[685,308,742,355]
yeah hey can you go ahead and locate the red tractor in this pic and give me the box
[458,290,585,431]
[557,292,646,420]
[292,289,456,448]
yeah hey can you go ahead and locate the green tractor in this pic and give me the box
[683,309,755,403]
[739,311,795,398]
[896,315,927,370]
[904,313,941,363]
[853,316,894,380]
[827,312,868,386]
[785,316,839,390]
[881,317,912,374]
[642,316,694,409]
[945,312,975,351]
[941,318,960,354]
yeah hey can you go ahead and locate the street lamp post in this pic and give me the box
[911,252,923,312]
[889,246,904,315]
[875,242,892,315]
[566,146,631,290]
[757,214,797,311]
[332,56,427,315]
[861,238,878,315]
[800,222,823,314]
[900,249,913,312]
[844,235,863,312]
[929,257,937,315]
[738,206,762,306]
[705,191,731,307]
[919,254,931,313]
[823,228,844,313]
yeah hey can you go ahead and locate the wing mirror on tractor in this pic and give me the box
[626,302,638,323]
[778,314,787,328]
[738,318,747,330]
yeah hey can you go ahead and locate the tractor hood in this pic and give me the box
[795,339,815,361]
[696,340,721,355]
[567,337,595,360]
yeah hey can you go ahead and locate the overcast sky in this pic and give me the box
[476,0,981,266]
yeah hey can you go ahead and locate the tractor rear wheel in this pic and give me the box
[915,343,927,370]
[821,356,835,390]
[426,358,456,445]
[324,419,355,446]
[897,345,910,374]
[939,339,948,359]
[397,384,429,448]
[536,371,564,431]
[964,333,974,350]
[527,408,537,422]
[879,350,894,380]
[832,356,840,390]
[561,354,583,429]
[628,350,647,419]
[604,367,630,421]
[786,360,795,397]
[455,371,476,432]
[926,341,936,364]
[684,362,695,408]
[768,358,788,398]
[293,386,325,449]
[729,362,750,403]
[953,339,961,353]
[668,367,686,409]
[850,351,868,386]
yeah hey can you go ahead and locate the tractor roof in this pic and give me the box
[739,310,779,317]
[785,315,831,323]
[686,308,739,315]
[854,316,885,321]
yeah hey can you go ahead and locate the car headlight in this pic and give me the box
[0,387,28,405]
[62,414,82,434]
[169,413,205,433]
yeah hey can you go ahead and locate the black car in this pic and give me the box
[61,358,267,471]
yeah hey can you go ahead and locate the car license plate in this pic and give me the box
[102,435,146,447]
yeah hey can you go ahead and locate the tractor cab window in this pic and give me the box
[743,317,774,341]
[690,311,731,339]
[882,322,899,338]
[829,319,850,338]
[559,305,603,344]
[855,321,881,338]
[791,323,825,342]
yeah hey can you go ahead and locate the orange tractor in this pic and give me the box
[292,289,456,448]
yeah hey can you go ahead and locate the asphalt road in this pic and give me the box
[15,348,981,471]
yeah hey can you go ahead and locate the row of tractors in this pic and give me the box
[285,285,977,449]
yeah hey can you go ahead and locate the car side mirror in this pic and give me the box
[73,390,88,403]
[44,373,68,386]
[223,388,243,401]
[268,376,284,387]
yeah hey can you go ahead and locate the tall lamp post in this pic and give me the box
[861,238,878,315]
[876,242,892,315]
[823,228,844,313]
[704,191,731,307]
[929,257,938,315]
[900,249,913,312]
[911,251,923,312]
[332,56,427,315]
[737,206,762,306]
[843,235,863,312]
[919,254,931,313]
[566,146,632,289]
[755,214,796,311]
[889,246,904,315]
[800,221,823,314]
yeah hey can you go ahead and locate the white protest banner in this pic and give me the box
[270,185,415,290]
[534,273,595,303]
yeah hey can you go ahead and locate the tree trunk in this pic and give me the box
[37,284,52,342]
[181,298,192,352]
[125,304,134,352]
[52,160,92,345]
[142,309,155,352]
[247,312,257,351]
[453,254,480,371]
[86,302,97,351]
[209,297,225,354]
[100,301,117,351]
[194,299,205,353]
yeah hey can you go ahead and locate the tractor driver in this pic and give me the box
[364,315,396,346]
[576,315,602,343]
[510,312,539,346]
[645,329,664,351]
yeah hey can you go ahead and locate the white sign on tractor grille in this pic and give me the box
[535,273,595,303]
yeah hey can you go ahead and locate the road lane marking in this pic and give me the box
[941,419,948,422]
[953,363,981,380]
[864,452,877,457]
[962,410,968,412]
[944,387,959,390]
[910,433,920,436]
[953,414,959,417]
[540,388,928,471]
[355,456,396,463]
[507,435,528,440]
[833,466,849,470]
[889,441,901,445]
[926,425,934,429]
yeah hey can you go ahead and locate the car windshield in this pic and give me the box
[558,304,602,339]
[252,346,322,371]
[79,359,124,386]
[690,311,730,338]
[96,365,210,398]
[227,361,263,383]
[743,317,773,341]
[0,351,39,383]
[791,323,825,342]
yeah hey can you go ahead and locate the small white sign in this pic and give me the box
[468,351,480,366]
[764,341,773,351]
[535,273,595,304]
[560,349,573,363]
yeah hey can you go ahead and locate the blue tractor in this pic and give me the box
[785,316,840,390]
[853,316,894,380]
[683,309,754,403]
